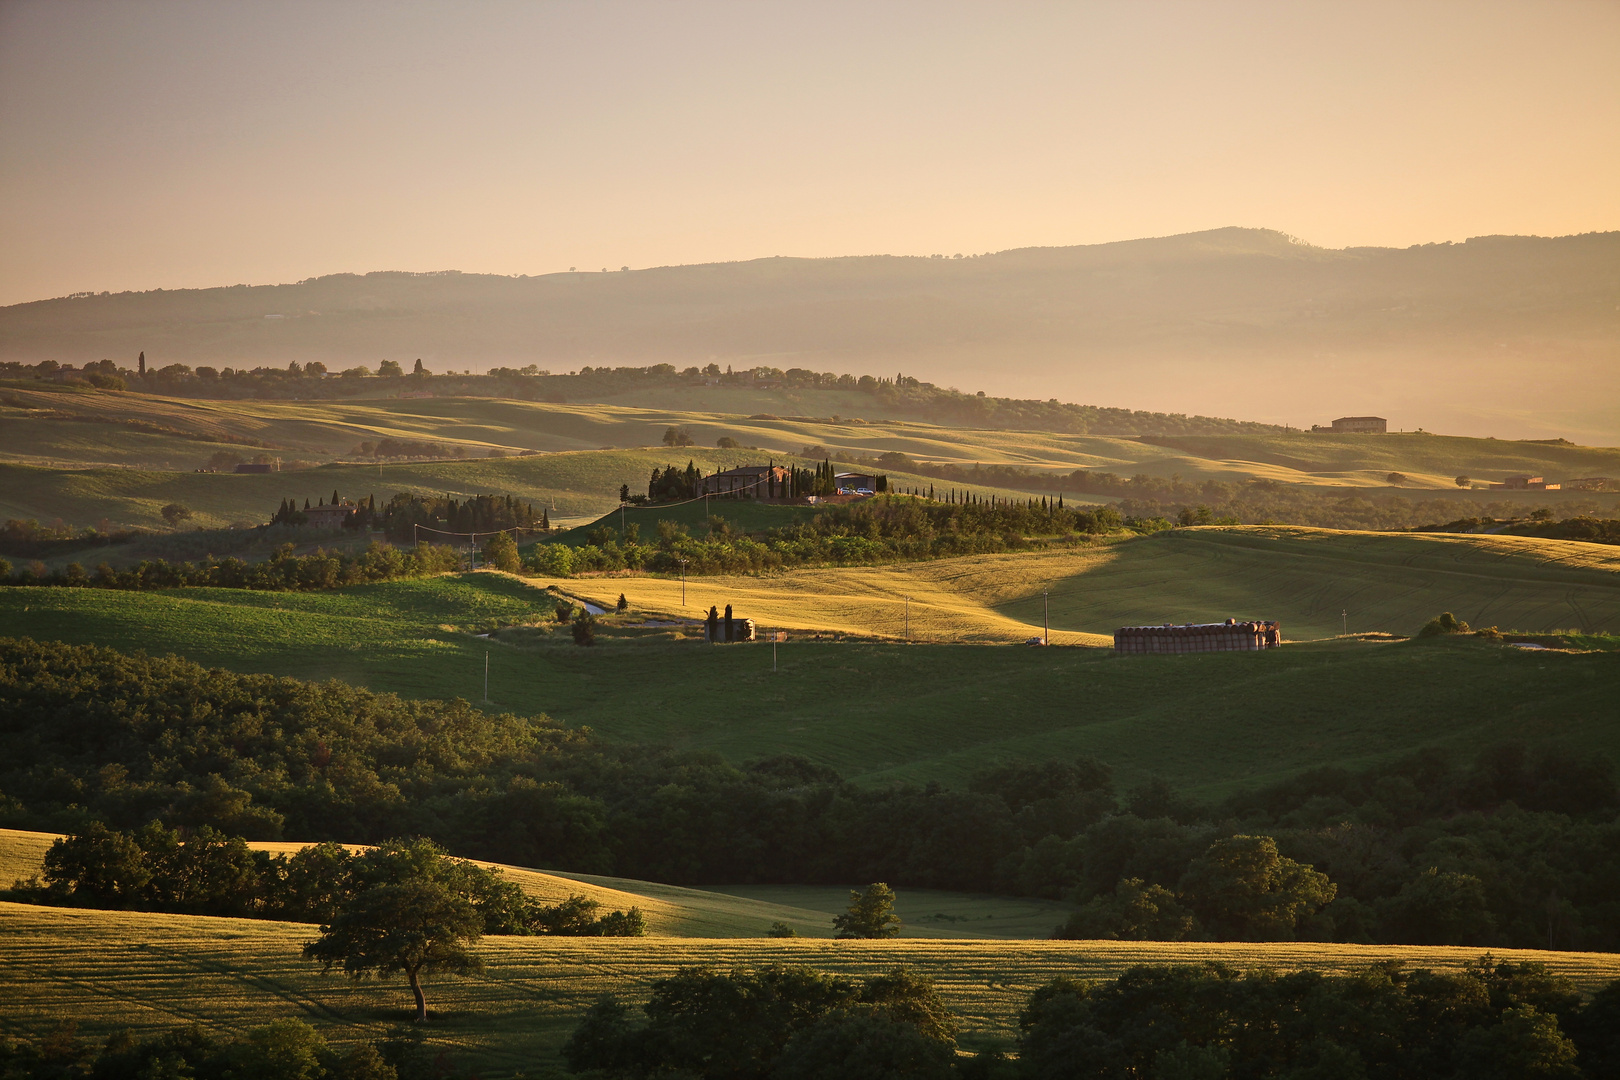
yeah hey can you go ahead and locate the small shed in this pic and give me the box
[1114,619,1281,654]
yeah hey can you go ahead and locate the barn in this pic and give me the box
[1114,619,1281,654]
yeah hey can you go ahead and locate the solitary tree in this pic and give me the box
[481,531,520,573]
[160,503,193,526]
[303,878,483,1022]
[1455,475,1471,488]
[1387,472,1408,486]
[834,883,902,939]
[572,609,596,646]
[616,593,629,613]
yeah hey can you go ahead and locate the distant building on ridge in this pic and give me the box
[1311,416,1387,433]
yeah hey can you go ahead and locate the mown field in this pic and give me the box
[4,901,1618,1078]
[6,526,1619,794]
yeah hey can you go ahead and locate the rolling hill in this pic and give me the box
[5,527,1618,793]
[4,227,1618,440]
[4,900,1617,1077]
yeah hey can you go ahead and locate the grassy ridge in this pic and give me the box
[0,453,1026,534]
[4,386,1617,522]
[4,536,1618,794]
[0,829,1068,941]
[4,901,1617,1078]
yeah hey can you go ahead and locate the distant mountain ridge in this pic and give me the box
[3,227,1617,441]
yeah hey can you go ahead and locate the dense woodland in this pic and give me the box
[3,637,1617,952]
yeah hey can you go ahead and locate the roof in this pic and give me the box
[710,465,786,477]
[1333,416,1386,422]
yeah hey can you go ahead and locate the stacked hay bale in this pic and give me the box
[1113,618,1281,654]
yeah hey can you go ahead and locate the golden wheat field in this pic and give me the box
[4,901,1618,1078]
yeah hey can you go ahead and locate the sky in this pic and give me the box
[1,0,1617,307]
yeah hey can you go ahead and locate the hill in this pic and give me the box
[4,227,1618,440]
[1,387,1615,532]
[5,527,1618,793]
[4,901,1616,1077]
[0,829,1066,941]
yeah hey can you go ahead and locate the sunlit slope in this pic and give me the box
[5,902,1617,1077]
[546,526,1620,641]
[0,452,1027,532]
[5,385,1618,497]
[5,566,1619,794]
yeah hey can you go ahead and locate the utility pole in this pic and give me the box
[1043,589,1050,645]
[483,651,489,702]
[1342,609,1348,636]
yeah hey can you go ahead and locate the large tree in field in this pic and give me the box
[833,883,902,939]
[303,877,484,1022]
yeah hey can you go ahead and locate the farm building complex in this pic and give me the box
[1114,619,1282,654]
[1311,416,1387,433]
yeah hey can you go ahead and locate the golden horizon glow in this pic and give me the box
[1,0,1617,307]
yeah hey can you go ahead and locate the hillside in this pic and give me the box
[0,830,1066,941]
[4,227,1618,440]
[1,387,1616,531]
[4,901,1617,1077]
[5,532,1618,793]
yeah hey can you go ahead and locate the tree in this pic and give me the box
[377,360,403,377]
[663,425,695,447]
[481,531,520,573]
[1387,472,1408,486]
[616,593,629,613]
[411,359,426,376]
[41,822,152,903]
[572,609,596,646]
[161,503,193,526]
[555,599,574,622]
[303,877,484,1022]
[716,435,739,448]
[1178,835,1335,940]
[1380,867,1494,944]
[619,483,630,503]
[834,882,902,939]
[1456,475,1471,488]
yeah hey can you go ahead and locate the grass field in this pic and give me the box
[0,830,1067,942]
[4,901,1617,1077]
[4,386,1617,528]
[6,527,1620,794]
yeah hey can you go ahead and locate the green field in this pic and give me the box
[6,527,1620,795]
[4,901,1617,1077]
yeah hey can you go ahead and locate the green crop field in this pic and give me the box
[3,901,1617,1077]
[6,525,1620,795]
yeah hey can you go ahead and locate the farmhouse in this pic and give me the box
[1312,416,1388,433]
[302,503,358,529]
[834,472,877,493]
[698,464,792,499]
[1114,619,1281,655]
[1490,475,1562,491]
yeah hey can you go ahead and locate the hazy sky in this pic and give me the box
[2,0,1617,306]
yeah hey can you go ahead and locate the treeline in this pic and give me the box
[532,497,1125,576]
[1413,514,1620,545]
[4,637,1619,950]
[562,958,1620,1079]
[0,540,461,591]
[0,1019,436,1080]
[0,518,138,559]
[14,827,643,936]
